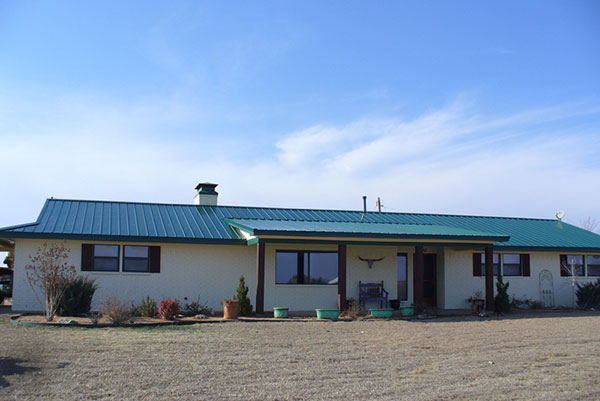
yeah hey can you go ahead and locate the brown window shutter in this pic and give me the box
[521,254,530,276]
[149,246,161,273]
[473,253,483,276]
[81,244,94,271]
[559,254,569,276]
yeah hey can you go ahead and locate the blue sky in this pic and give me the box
[1,0,599,240]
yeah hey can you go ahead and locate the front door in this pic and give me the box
[423,253,437,307]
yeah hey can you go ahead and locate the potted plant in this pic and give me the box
[222,299,239,319]
[273,307,288,318]
[315,309,340,320]
[400,303,415,317]
[370,308,394,318]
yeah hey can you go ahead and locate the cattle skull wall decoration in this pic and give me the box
[358,256,385,269]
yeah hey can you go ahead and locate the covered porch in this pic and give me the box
[226,219,509,314]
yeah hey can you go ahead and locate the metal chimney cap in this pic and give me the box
[195,183,218,195]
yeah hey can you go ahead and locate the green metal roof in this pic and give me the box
[1,198,600,251]
[226,219,510,242]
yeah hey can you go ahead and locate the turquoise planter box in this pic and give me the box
[370,308,394,318]
[273,307,288,318]
[401,306,415,317]
[315,309,339,320]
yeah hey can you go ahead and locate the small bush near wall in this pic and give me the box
[576,280,600,309]
[132,296,158,317]
[234,275,253,317]
[101,295,134,325]
[58,276,98,316]
[158,299,180,320]
[181,296,212,317]
[494,276,511,314]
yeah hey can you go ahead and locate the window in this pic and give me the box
[502,254,522,276]
[276,251,338,285]
[397,254,408,301]
[560,255,585,277]
[474,253,530,277]
[92,245,119,271]
[588,255,600,277]
[82,244,160,273]
[479,253,500,276]
[123,246,150,272]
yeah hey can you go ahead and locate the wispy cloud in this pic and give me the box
[1,92,599,228]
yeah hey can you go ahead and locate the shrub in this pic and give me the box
[340,299,364,320]
[234,275,253,316]
[576,279,600,309]
[101,295,134,325]
[510,297,531,309]
[158,299,180,320]
[58,276,98,316]
[494,275,511,314]
[530,300,544,310]
[132,296,158,317]
[181,296,212,317]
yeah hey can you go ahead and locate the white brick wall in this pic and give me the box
[442,249,598,309]
[12,239,255,312]
[12,239,596,312]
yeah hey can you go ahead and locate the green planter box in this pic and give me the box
[273,307,288,318]
[315,309,339,320]
[370,308,394,318]
[401,306,415,317]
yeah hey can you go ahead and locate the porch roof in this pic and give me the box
[226,218,509,243]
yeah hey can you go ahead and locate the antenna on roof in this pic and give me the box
[555,210,565,221]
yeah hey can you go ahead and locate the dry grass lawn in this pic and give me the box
[1,311,599,400]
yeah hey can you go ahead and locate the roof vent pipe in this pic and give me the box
[361,196,367,222]
[194,183,218,206]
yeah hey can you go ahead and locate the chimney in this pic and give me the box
[194,183,218,206]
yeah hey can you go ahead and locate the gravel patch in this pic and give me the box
[1,311,599,400]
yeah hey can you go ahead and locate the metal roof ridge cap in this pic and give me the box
[44,198,558,222]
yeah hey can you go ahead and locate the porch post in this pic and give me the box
[414,245,424,312]
[256,242,265,315]
[337,244,347,310]
[485,246,494,311]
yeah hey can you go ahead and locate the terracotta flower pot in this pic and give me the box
[222,299,239,320]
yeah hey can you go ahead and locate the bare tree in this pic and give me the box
[25,242,76,321]
[561,257,583,308]
[580,217,599,234]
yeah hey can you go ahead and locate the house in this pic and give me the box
[2,183,600,314]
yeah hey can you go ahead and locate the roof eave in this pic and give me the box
[252,229,509,243]
[0,231,247,246]
[494,245,600,253]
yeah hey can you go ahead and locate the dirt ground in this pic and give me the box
[1,311,599,400]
